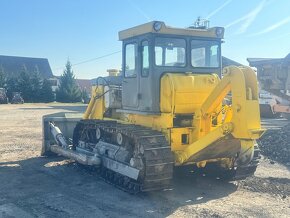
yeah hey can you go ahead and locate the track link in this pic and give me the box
[73,119,174,193]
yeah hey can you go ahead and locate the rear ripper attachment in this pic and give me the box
[48,119,174,194]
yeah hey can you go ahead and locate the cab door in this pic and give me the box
[122,42,139,109]
[138,39,152,111]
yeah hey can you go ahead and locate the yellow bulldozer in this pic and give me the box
[42,21,264,193]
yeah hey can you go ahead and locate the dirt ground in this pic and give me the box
[0,103,289,218]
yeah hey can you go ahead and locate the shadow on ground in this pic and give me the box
[0,156,238,217]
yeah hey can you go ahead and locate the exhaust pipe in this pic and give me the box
[50,145,101,166]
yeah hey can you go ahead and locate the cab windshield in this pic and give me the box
[154,37,186,67]
[154,37,220,68]
[191,40,220,68]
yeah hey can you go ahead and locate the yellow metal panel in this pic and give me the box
[228,67,264,139]
[200,76,231,116]
[170,128,194,151]
[175,123,233,164]
[160,73,220,114]
[127,113,173,130]
[83,86,105,120]
[119,21,224,40]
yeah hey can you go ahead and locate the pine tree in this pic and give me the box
[30,66,43,102]
[17,65,33,102]
[40,79,54,103]
[6,77,19,100]
[56,60,82,102]
[0,65,5,87]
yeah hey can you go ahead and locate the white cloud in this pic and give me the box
[237,0,267,33]
[225,0,267,34]
[206,0,233,19]
[251,16,290,36]
[126,0,151,22]
[225,15,247,29]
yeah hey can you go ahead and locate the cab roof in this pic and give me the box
[118,21,224,41]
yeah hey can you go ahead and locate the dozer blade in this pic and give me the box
[42,112,82,156]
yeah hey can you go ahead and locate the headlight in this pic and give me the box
[153,21,162,32]
[215,27,224,37]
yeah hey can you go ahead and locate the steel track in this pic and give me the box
[73,120,174,193]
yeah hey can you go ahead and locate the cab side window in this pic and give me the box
[141,41,149,77]
[125,43,137,77]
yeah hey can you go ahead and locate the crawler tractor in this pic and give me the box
[42,21,264,193]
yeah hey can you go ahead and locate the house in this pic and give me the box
[48,77,60,92]
[0,55,53,78]
[49,76,92,95]
[0,54,93,96]
[247,53,290,68]
[76,79,92,95]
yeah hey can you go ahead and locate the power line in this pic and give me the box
[53,50,122,71]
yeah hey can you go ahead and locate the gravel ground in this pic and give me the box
[0,103,289,218]
[258,123,290,165]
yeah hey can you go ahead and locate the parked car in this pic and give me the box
[11,92,24,104]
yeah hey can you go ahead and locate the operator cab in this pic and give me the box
[119,21,224,113]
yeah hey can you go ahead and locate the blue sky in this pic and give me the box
[1,0,290,79]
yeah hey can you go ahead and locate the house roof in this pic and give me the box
[0,55,53,78]
[76,79,92,94]
[284,53,290,62]
[247,58,283,66]
[247,53,290,66]
[222,56,243,67]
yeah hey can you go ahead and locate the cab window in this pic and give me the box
[141,41,149,77]
[155,37,186,67]
[125,43,137,77]
[191,40,219,68]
